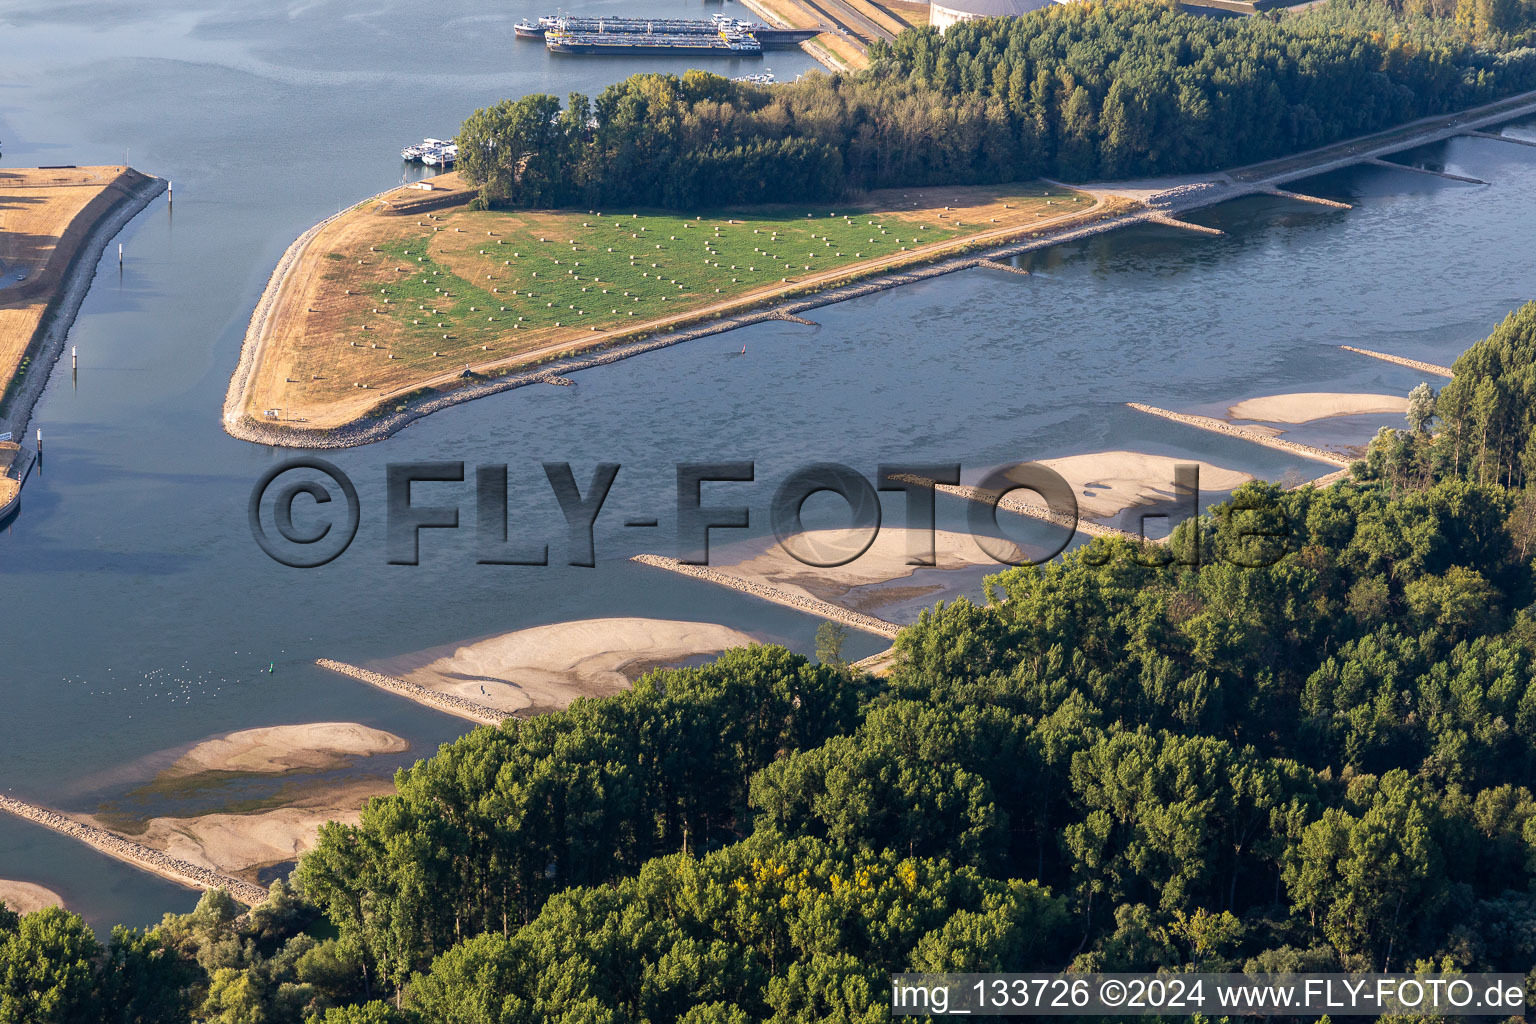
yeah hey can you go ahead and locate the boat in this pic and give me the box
[401,138,453,165]
[545,22,762,56]
[421,143,458,167]
[515,19,546,38]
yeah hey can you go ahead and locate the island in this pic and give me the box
[223,175,1108,444]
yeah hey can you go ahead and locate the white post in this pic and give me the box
[118,243,123,265]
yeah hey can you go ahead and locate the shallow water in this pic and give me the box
[2,0,1535,929]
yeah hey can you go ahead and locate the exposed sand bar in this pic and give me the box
[886,472,1138,540]
[1340,345,1453,378]
[1227,392,1408,424]
[0,880,65,914]
[316,659,505,726]
[931,481,1132,539]
[169,722,408,776]
[630,555,902,639]
[714,528,1021,603]
[374,618,758,716]
[1127,403,1353,467]
[0,795,268,906]
[108,779,393,883]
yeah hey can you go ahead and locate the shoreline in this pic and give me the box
[316,658,507,726]
[0,172,167,444]
[0,794,269,907]
[1127,403,1354,466]
[630,554,903,639]
[1340,345,1454,378]
[223,86,1536,451]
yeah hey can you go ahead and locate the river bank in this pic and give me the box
[0,168,166,443]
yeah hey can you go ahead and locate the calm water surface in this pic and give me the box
[1,0,1534,929]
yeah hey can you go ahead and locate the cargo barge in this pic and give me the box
[521,13,815,53]
[546,28,764,55]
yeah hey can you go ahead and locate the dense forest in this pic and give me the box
[455,0,1536,209]
[6,304,1536,1020]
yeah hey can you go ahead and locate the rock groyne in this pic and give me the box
[1127,403,1354,467]
[316,658,507,726]
[0,795,269,906]
[630,554,902,639]
[1339,345,1454,378]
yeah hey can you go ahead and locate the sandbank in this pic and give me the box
[0,880,65,915]
[372,617,758,716]
[1228,392,1409,424]
[1028,450,1252,521]
[711,527,1019,609]
[98,779,391,883]
[167,722,408,777]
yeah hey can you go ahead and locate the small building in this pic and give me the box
[928,0,1069,32]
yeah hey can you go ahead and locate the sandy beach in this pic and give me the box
[1026,451,1252,521]
[97,779,392,883]
[372,617,759,716]
[167,722,408,777]
[1228,392,1409,424]
[0,880,65,915]
[712,527,1019,609]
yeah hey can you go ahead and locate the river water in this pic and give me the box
[1,0,1534,930]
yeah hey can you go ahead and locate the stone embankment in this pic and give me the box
[974,259,1030,276]
[1339,345,1453,378]
[316,658,507,726]
[1127,403,1354,467]
[0,795,269,906]
[629,555,902,639]
[1,173,167,441]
